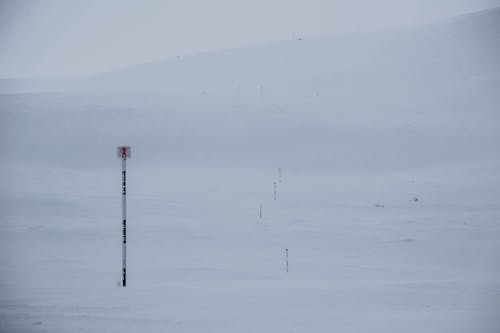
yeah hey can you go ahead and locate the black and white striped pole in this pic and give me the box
[117,146,131,287]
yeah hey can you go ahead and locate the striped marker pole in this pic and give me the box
[117,146,131,287]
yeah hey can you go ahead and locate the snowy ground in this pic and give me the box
[1,92,499,333]
[1,8,500,333]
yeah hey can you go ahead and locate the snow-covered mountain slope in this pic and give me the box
[79,7,500,96]
[0,7,500,333]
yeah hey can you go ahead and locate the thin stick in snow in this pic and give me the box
[286,248,289,273]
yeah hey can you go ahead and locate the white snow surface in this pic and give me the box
[1,8,500,333]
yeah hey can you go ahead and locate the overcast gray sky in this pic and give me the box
[0,0,498,78]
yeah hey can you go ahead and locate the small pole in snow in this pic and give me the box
[286,248,289,272]
[279,168,282,183]
[273,181,277,200]
[260,84,264,98]
[117,146,131,287]
[259,204,262,219]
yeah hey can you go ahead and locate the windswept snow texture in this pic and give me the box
[1,8,500,333]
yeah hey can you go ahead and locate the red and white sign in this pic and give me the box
[117,146,131,158]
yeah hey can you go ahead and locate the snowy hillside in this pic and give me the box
[85,7,500,96]
[1,7,500,333]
